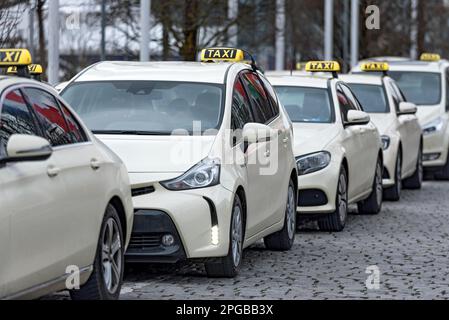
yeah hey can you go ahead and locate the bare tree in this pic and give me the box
[0,0,27,47]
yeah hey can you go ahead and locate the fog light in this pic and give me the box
[423,153,441,161]
[161,234,175,247]
[211,226,219,246]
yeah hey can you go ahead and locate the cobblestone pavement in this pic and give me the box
[48,181,449,300]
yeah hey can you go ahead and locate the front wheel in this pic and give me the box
[357,157,383,215]
[205,195,244,278]
[264,179,296,251]
[403,144,423,189]
[383,149,402,201]
[319,166,348,232]
[70,204,125,300]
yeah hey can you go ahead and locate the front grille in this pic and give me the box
[129,234,161,250]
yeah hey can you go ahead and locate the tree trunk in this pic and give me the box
[36,0,46,68]
[180,0,199,61]
[161,2,170,60]
[417,0,425,54]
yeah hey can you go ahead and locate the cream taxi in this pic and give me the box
[269,61,384,232]
[61,48,298,278]
[341,62,423,201]
[0,49,133,300]
[353,54,449,180]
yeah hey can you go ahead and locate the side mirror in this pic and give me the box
[242,123,277,144]
[398,102,417,115]
[346,110,371,126]
[0,134,52,164]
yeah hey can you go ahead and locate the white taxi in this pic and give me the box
[0,49,133,300]
[353,54,449,180]
[61,48,298,278]
[341,62,423,201]
[269,61,383,232]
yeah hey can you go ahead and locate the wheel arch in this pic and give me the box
[109,196,128,241]
[235,186,247,238]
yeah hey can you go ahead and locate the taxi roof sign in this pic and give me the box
[360,62,389,73]
[7,64,43,75]
[200,48,245,63]
[420,53,441,62]
[0,49,32,67]
[305,61,341,78]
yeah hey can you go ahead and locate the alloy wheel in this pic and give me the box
[286,185,296,240]
[101,217,122,295]
[231,205,243,267]
[338,173,348,224]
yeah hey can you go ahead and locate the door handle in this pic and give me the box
[47,166,60,178]
[91,158,101,170]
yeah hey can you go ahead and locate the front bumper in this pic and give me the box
[297,160,340,215]
[128,184,234,262]
[423,131,448,167]
[382,146,398,188]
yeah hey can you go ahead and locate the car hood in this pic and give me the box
[97,134,216,183]
[368,114,395,135]
[416,105,442,126]
[292,123,339,156]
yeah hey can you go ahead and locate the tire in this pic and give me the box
[434,150,449,180]
[264,179,296,251]
[383,149,402,201]
[403,144,423,189]
[205,195,244,278]
[319,166,348,232]
[357,157,383,215]
[70,204,125,300]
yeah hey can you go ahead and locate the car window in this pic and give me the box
[337,84,356,122]
[58,100,88,143]
[22,87,73,147]
[275,86,333,123]
[389,71,442,106]
[259,75,280,117]
[340,84,362,111]
[231,79,254,131]
[346,84,389,113]
[0,89,39,158]
[241,72,274,123]
[386,82,401,113]
[446,69,449,111]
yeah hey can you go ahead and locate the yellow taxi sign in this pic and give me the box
[420,53,441,62]
[0,49,32,66]
[200,48,245,62]
[360,62,390,72]
[7,64,43,75]
[305,61,341,73]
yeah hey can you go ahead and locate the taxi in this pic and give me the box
[353,53,449,180]
[0,49,133,300]
[268,61,383,232]
[61,48,298,278]
[7,64,44,81]
[341,62,423,201]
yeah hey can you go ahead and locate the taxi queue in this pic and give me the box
[0,47,446,300]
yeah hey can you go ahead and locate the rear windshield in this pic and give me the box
[346,84,389,113]
[389,71,442,106]
[274,86,333,123]
[61,81,224,135]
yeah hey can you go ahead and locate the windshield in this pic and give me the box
[389,71,442,105]
[346,84,389,113]
[274,86,333,123]
[61,81,224,134]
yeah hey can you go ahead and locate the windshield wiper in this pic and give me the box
[92,130,169,136]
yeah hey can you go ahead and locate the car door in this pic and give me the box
[240,72,283,236]
[22,87,106,271]
[341,84,379,193]
[0,88,68,298]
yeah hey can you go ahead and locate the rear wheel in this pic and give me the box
[205,195,244,278]
[264,179,296,250]
[357,157,383,215]
[383,150,402,201]
[70,204,124,300]
[403,144,423,189]
[319,166,348,232]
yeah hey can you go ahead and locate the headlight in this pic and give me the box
[423,117,444,136]
[381,136,391,150]
[296,151,331,176]
[161,158,220,191]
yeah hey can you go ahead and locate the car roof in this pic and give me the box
[267,75,330,89]
[72,61,248,84]
[0,76,58,95]
[340,74,384,86]
[354,59,449,73]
